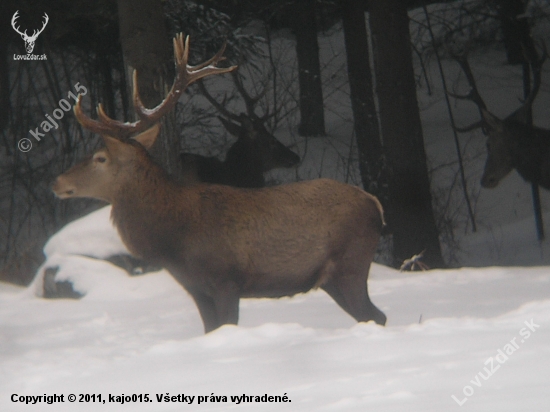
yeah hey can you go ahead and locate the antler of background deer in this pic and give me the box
[230,71,270,122]
[197,71,270,125]
[74,33,237,139]
[448,52,488,133]
[186,71,301,188]
[197,79,243,123]
[450,43,547,133]
[511,42,547,121]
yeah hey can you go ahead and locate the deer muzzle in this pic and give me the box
[52,176,76,199]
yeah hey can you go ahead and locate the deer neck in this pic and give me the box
[513,125,550,189]
[109,156,193,261]
[225,141,265,188]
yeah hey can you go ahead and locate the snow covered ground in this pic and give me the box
[1,206,549,411]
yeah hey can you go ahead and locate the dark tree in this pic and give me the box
[497,0,538,65]
[117,0,171,107]
[289,0,326,136]
[369,0,444,268]
[117,0,177,172]
[200,0,327,137]
[341,0,385,200]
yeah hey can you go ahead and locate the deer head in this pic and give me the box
[179,71,300,188]
[203,72,300,167]
[219,114,300,171]
[452,48,547,189]
[54,34,236,201]
[11,11,49,54]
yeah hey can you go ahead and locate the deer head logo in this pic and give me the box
[11,11,49,54]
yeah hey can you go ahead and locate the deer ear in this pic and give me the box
[481,109,504,132]
[102,134,126,155]
[219,116,243,137]
[133,124,161,149]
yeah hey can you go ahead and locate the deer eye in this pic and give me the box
[95,155,107,163]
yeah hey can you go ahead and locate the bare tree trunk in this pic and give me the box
[369,0,444,268]
[498,0,537,65]
[117,0,178,173]
[290,0,326,136]
[341,0,386,201]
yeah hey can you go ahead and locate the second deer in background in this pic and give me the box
[180,72,300,188]
[452,48,550,190]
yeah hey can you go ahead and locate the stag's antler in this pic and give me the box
[74,34,237,139]
[448,52,488,132]
[510,42,548,123]
[230,72,270,122]
[451,43,548,132]
[197,80,243,123]
[198,70,272,126]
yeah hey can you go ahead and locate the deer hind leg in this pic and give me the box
[321,265,386,326]
[189,290,220,333]
[211,282,240,328]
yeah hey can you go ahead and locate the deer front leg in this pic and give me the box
[189,282,240,333]
[211,281,241,328]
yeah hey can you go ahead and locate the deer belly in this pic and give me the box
[239,256,334,298]
[240,274,324,298]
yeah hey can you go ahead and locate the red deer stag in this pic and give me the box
[452,50,550,189]
[53,34,386,333]
[180,73,300,188]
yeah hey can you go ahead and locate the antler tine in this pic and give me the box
[230,71,266,120]
[177,35,238,85]
[198,80,242,122]
[449,52,490,133]
[132,34,237,130]
[74,95,124,137]
[189,41,229,71]
[520,41,548,109]
[452,54,488,111]
[507,42,548,124]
